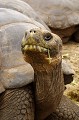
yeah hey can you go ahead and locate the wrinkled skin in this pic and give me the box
[0,84,35,120]
[21,28,64,119]
[0,0,78,120]
[21,28,79,120]
[0,6,46,120]
[0,27,79,120]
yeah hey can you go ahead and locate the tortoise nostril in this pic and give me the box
[34,30,36,33]
[30,30,32,33]
[30,29,36,33]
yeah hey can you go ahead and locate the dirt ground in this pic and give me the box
[62,41,79,106]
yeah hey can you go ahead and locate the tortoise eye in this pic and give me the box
[43,33,53,41]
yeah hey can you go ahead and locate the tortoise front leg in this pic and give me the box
[45,95,79,120]
[0,84,35,120]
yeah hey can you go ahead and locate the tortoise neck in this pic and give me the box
[33,59,63,99]
[31,55,62,71]
[24,52,64,119]
[33,59,64,119]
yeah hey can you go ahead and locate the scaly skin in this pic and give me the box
[22,28,79,120]
[45,95,79,120]
[0,84,35,120]
[0,28,79,120]
[22,28,64,119]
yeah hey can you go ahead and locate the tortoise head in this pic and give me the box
[21,28,64,119]
[21,28,62,66]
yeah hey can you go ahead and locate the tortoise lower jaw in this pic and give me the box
[22,44,48,53]
[22,44,53,64]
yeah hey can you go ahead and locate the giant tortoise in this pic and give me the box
[0,0,78,120]
[23,0,79,43]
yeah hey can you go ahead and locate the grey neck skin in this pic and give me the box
[32,60,64,120]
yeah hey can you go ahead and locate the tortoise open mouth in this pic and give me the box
[22,44,52,64]
[22,44,48,53]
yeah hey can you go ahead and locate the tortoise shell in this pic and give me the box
[24,0,79,29]
[0,5,47,93]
